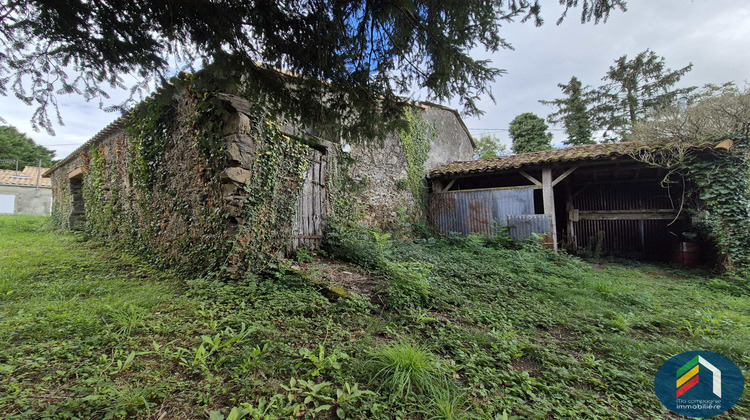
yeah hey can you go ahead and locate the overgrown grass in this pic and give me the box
[1,215,748,419]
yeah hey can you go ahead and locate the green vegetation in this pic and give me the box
[539,76,595,146]
[1,215,749,419]
[0,125,55,169]
[473,134,508,160]
[397,107,435,221]
[541,49,695,142]
[508,112,553,154]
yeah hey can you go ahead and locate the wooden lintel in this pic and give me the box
[519,171,542,187]
[551,166,578,187]
[67,167,83,180]
[442,178,456,192]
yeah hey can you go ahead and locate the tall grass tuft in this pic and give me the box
[367,341,441,399]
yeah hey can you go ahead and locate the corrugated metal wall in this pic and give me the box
[430,188,534,236]
[507,214,552,240]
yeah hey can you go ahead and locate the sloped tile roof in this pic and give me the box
[429,142,641,178]
[0,166,52,187]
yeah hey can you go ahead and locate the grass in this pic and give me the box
[367,342,442,399]
[0,215,748,419]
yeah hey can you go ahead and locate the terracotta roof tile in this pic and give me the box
[429,142,640,178]
[0,166,52,187]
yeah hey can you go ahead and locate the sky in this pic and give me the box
[2,0,750,160]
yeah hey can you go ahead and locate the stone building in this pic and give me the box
[0,166,52,215]
[44,80,473,273]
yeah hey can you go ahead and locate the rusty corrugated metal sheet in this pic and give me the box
[430,188,533,236]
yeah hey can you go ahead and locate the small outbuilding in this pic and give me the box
[428,143,695,260]
[43,75,474,274]
[0,165,52,215]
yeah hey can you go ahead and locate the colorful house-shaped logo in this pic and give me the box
[676,355,721,398]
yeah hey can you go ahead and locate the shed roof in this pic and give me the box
[429,142,645,178]
[0,166,52,187]
[429,140,737,179]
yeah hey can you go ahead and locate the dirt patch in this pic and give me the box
[299,258,384,298]
[510,357,543,376]
[590,263,609,271]
[644,270,685,280]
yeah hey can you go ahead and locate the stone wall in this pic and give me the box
[46,85,473,273]
[50,156,83,229]
[345,105,473,224]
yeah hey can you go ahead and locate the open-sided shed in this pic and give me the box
[428,143,693,260]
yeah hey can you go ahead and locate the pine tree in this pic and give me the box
[509,113,553,154]
[593,49,695,141]
[540,76,595,146]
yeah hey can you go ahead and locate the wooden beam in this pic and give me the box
[442,184,540,194]
[551,166,578,187]
[542,168,558,251]
[67,167,83,179]
[442,178,456,192]
[576,209,686,221]
[519,171,542,187]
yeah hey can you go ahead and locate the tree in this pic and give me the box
[628,83,750,144]
[0,1,626,136]
[0,125,54,169]
[593,49,695,141]
[509,112,553,154]
[540,76,595,146]
[473,134,508,159]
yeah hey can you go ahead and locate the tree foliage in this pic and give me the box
[628,83,750,144]
[0,125,54,169]
[0,0,626,136]
[509,112,553,154]
[594,49,694,140]
[473,134,509,159]
[540,76,595,146]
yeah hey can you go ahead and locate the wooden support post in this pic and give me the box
[565,182,575,249]
[542,168,558,251]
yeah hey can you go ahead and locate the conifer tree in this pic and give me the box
[540,76,595,146]
[509,113,553,154]
[0,1,626,136]
[593,49,695,140]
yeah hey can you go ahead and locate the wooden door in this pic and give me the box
[291,149,327,251]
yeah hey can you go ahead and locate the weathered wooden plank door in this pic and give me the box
[291,149,327,251]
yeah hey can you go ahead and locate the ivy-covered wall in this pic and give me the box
[46,77,474,276]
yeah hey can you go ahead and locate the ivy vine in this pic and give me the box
[124,94,176,191]
[397,107,435,221]
[677,136,750,275]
